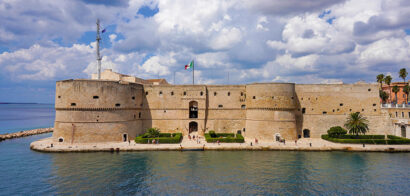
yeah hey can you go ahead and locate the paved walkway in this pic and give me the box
[30,136,410,152]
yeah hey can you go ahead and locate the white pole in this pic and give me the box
[96,19,102,80]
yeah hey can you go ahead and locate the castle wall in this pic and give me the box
[52,78,396,143]
[295,84,392,137]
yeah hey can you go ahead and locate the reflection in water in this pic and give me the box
[46,151,410,195]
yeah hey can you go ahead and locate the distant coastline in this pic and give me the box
[0,102,53,105]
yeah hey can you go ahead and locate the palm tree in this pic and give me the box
[344,112,369,135]
[379,90,389,103]
[376,74,384,90]
[392,85,399,104]
[399,68,408,83]
[403,84,410,104]
[384,75,392,103]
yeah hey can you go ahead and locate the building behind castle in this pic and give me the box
[52,69,409,143]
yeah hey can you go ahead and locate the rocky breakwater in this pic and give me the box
[0,128,53,141]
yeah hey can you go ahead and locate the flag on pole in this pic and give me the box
[102,29,106,33]
[185,60,194,70]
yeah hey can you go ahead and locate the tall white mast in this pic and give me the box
[96,19,102,80]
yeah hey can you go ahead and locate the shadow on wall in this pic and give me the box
[295,93,304,139]
[141,89,152,135]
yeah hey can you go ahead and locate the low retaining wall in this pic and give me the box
[0,128,53,141]
[30,138,410,153]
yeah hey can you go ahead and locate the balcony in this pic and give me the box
[381,103,410,108]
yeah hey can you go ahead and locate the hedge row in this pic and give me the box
[135,133,182,144]
[204,133,244,143]
[321,134,410,145]
[332,135,385,139]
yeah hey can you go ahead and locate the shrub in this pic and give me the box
[146,128,160,138]
[209,130,217,138]
[327,126,347,138]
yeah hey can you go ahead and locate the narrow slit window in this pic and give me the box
[71,103,76,106]
[200,91,203,96]
[302,108,306,114]
[171,91,174,96]
[139,112,141,118]
[93,96,99,99]
[115,103,121,107]
[228,92,230,96]
[184,91,187,96]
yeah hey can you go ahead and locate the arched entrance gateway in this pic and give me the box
[189,121,198,133]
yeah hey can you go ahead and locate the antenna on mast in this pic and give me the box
[96,19,102,80]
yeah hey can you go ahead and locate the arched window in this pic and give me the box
[189,101,198,119]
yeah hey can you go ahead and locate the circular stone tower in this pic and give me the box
[53,79,143,143]
[245,83,297,141]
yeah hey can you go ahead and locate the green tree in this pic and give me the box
[392,85,399,104]
[384,75,392,103]
[379,90,389,103]
[376,74,384,90]
[344,112,369,135]
[399,68,408,83]
[146,128,160,138]
[403,84,410,104]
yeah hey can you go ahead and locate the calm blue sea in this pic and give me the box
[0,104,55,134]
[0,104,409,195]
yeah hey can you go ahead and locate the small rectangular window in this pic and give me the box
[159,91,162,95]
[323,111,327,115]
[241,92,243,96]
[145,92,148,95]
[93,96,99,99]
[253,96,256,99]
[302,108,306,114]
[340,103,343,106]
[200,91,203,96]
[228,92,230,96]
[132,96,135,100]
[58,96,61,98]
[214,92,217,96]
[402,112,404,117]
[218,104,223,108]
[241,105,246,109]
[171,91,174,96]
[139,112,141,118]
[184,91,186,96]
[373,104,376,106]
[115,103,121,107]
[71,103,76,106]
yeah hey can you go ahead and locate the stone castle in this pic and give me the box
[51,69,409,144]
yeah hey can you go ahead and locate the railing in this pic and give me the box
[381,103,410,108]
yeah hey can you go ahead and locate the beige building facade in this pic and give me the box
[52,70,405,144]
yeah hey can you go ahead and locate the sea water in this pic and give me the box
[0,134,409,195]
[0,104,409,195]
[0,104,55,134]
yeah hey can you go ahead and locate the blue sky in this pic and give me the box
[0,0,409,103]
